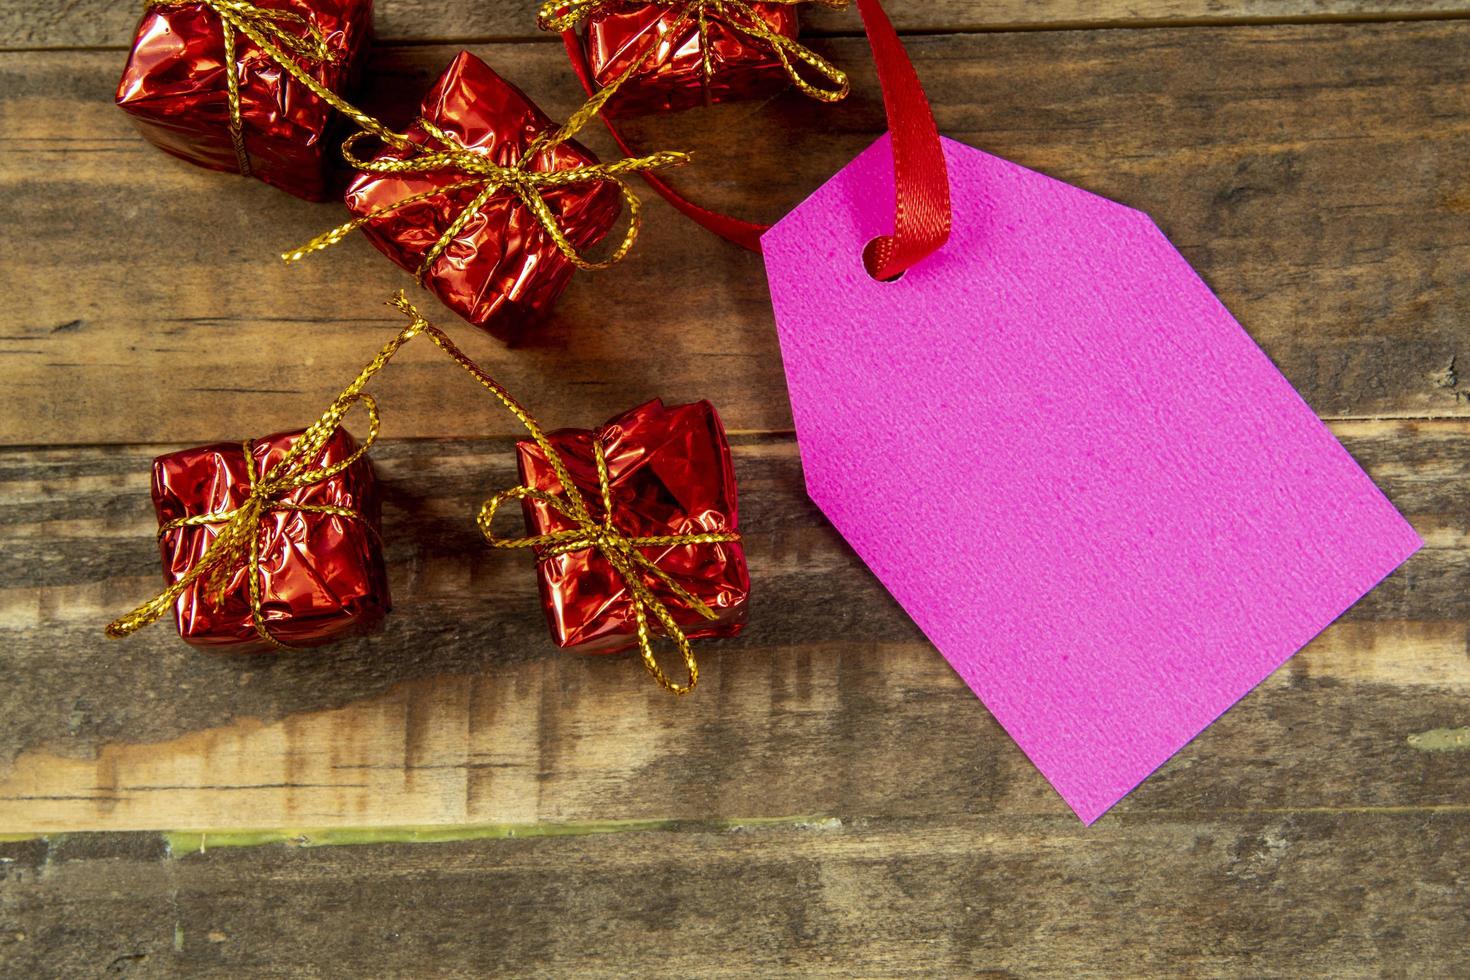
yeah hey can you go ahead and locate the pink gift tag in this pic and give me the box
[763,135,1421,823]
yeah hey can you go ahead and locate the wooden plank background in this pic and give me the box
[1,0,1468,975]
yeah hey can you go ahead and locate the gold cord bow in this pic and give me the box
[538,0,850,104]
[104,368,395,648]
[145,0,395,176]
[383,293,740,695]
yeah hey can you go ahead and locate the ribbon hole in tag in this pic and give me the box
[862,238,907,283]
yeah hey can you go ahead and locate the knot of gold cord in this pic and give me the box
[537,0,850,103]
[146,0,352,176]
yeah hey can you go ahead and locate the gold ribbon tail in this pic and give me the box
[105,516,252,639]
[722,0,849,102]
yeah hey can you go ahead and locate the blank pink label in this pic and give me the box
[762,135,1421,823]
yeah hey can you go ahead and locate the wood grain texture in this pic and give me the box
[2,812,1468,977]
[3,3,1469,974]
[4,21,1470,447]
[0,420,1464,833]
[7,0,1470,50]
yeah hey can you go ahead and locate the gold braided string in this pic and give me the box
[538,0,850,103]
[104,320,422,646]
[381,293,740,695]
[145,0,404,176]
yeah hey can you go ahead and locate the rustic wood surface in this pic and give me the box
[7,22,1470,446]
[1,0,1467,975]
[8,21,1470,446]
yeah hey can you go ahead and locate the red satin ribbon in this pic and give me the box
[561,0,951,278]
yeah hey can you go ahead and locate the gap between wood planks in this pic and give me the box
[10,8,1470,54]
[0,415,1465,453]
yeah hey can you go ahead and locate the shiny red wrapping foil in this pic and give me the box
[115,0,372,201]
[152,428,389,650]
[584,2,799,116]
[516,399,750,655]
[343,51,621,342]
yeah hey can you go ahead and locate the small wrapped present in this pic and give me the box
[115,0,373,201]
[540,0,848,117]
[481,396,750,693]
[147,428,388,648]
[317,51,684,342]
[106,333,402,651]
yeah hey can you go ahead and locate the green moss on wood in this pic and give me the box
[1407,727,1470,752]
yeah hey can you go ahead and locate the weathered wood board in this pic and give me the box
[4,22,1470,449]
[0,420,1465,833]
[2,810,1469,976]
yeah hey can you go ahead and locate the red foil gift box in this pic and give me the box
[115,0,372,201]
[583,1,801,116]
[152,427,389,649]
[514,398,750,655]
[342,51,622,342]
